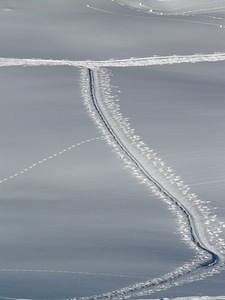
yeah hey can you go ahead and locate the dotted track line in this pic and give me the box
[0,137,102,185]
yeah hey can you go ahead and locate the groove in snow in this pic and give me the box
[77,67,225,300]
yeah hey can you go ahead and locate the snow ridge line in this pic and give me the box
[77,67,225,300]
[1,52,225,68]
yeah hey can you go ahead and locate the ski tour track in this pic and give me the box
[88,66,218,269]
[1,52,225,300]
[1,51,225,299]
[1,2,225,297]
[73,67,223,300]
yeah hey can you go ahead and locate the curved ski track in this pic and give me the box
[71,68,224,300]
[88,68,218,264]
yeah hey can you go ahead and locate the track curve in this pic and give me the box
[73,67,223,300]
[88,68,218,264]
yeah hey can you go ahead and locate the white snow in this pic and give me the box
[0,0,225,299]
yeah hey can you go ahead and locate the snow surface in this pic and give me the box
[0,0,225,300]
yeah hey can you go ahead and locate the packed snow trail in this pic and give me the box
[1,52,225,299]
[87,67,219,263]
[74,67,225,300]
[1,52,225,68]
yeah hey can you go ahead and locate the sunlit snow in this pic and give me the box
[0,0,225,299]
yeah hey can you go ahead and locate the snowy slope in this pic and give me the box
[0,0,225,300]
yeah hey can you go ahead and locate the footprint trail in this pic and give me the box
[0,137,102,185]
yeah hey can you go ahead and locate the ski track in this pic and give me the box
[1,53,225,299]
[0,137,102,185]
[74,67,225,300]
[1,53,225,69]
[1,3,225,299]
